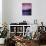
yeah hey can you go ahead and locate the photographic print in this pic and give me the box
[22,3,32,16]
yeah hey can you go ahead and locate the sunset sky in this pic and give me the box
[22,3,32,10]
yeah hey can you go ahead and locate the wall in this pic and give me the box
[2,0,46,26]
[0,0,2,27]
[2,0,8,24]
[8,0,39,24]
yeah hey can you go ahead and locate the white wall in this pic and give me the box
[2,0,46,26]
[0,0,2,27]
[2,0,8,24]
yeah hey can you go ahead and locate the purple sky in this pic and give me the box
[22,3,32,10]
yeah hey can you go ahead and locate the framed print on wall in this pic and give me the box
[22,3,32,16]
